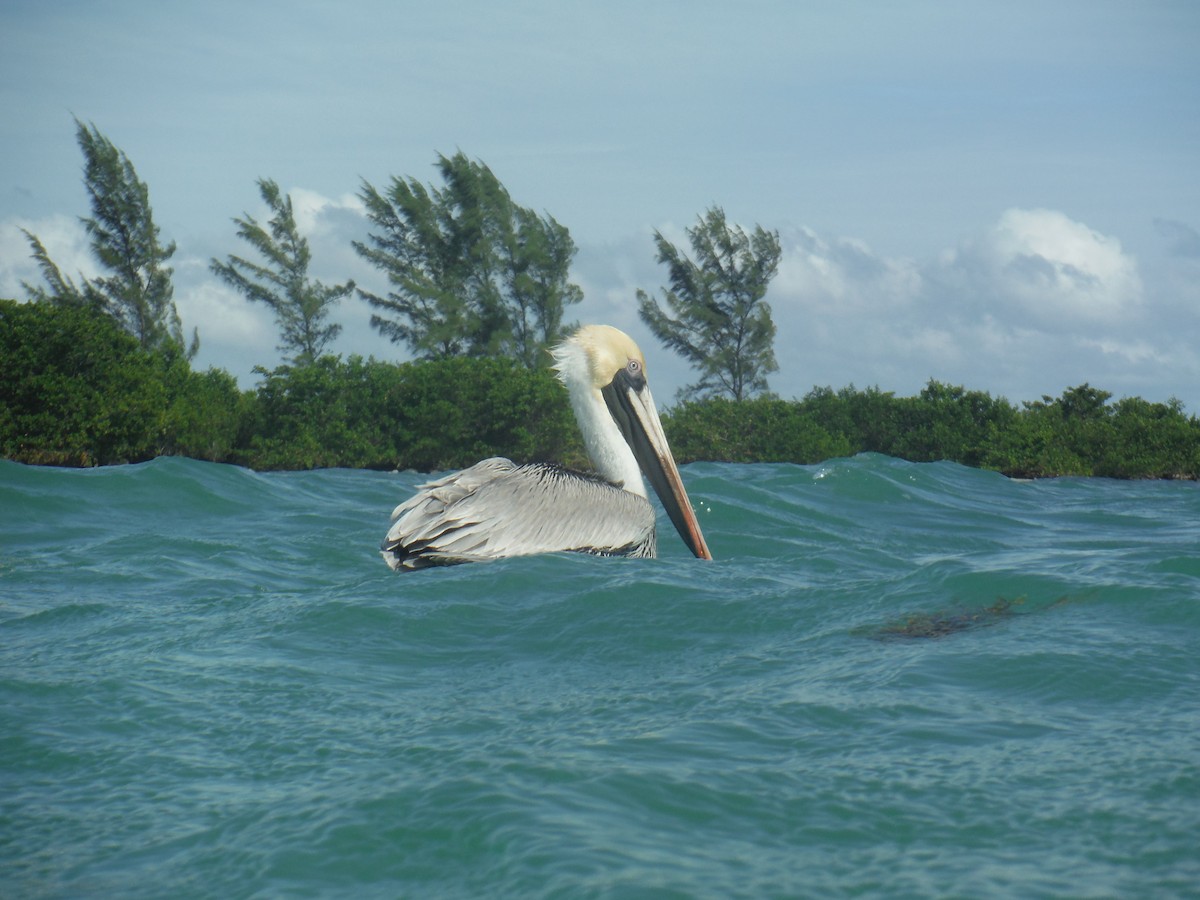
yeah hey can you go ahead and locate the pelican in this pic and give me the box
[381,324,713,570]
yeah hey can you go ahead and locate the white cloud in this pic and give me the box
[775,226,923,317]
[661,208,1190,405]
[1078,336,1160,366]
[941,208,1143,327]
[287,188,365,238]
[174,268,273,351]
[168,255,278,379]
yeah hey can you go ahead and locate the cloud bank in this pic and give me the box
[580,207,1196,406]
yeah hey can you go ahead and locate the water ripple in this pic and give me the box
[2,456,1197,897]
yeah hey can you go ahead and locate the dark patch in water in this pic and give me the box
[862,595,1071,641]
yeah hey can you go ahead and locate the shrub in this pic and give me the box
[0,299,166,465]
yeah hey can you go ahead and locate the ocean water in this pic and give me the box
[2,454,1198,899]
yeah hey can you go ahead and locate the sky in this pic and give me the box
[2,0,1198,409]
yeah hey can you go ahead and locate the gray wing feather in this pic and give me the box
[382,457,656,570]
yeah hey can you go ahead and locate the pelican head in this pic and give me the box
[552,325,713,560]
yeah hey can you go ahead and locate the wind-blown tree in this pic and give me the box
[353,151,581,366]
[20,233,90,309]
[500,205,584,368]
[22,118,196,358]
[637,206,781,401]
[210,178,354,365]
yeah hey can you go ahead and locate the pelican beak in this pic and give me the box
[602,369,714,560]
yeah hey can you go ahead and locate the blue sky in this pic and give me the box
[2,0,1198,407]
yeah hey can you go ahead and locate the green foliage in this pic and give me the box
[160,361,253,463]
[240,354,585,472]
[801,385,901,456]
[384,357,583,472]
[664,397,851,464]
[354,151,582,366]
[661,380,1199,480]
[244,357,374,470]
[210,178,354,365]
[22,119,196,358]
[0,299,165,465]
[0,299,250,466]
[980,385,1200,479]
[1,298,1196,480]
[0,300,582,473]
[638,207,781,401]
[982,402,1093,478]
[9,119,1193,482]
[501,205,584,368]
[892,381,1018,467]
[1100,397,1200,479]
[19,229,93,310]
[243,355,582,471]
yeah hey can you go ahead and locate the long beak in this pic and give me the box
[603,372,713,560]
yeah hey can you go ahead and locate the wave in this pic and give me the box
[3,454,1197,896]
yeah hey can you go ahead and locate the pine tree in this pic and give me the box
[637,207,781,401]
[353,151,581,365]
[23,119,195,358]
[210,178,353,365]
[501,205,583,368]
[20,230,90,308]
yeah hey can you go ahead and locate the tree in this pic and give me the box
[499,205,584,368]
[353,151,581,365]
[210,178,354,365]
[22,118,196,357]
[637,207,781,401]
[0,298,166,465]
[20,231,91,309]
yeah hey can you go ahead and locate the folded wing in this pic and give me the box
[381,458,657,570]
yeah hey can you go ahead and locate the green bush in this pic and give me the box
[0,299,166,465]
[975,385,1200,479]
[1,299,253,467]
[664,397,852,464]
[2,297,1196,480]
[1099,397,1199,479]
[890,381,1017,467]
[161,358,253,462]
[240,355,583,471]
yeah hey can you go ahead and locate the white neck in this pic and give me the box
[553,341,646,497]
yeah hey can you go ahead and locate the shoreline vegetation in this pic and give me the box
[14,123,1193,483]
[3,299,1197,481]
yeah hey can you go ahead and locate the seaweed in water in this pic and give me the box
[871,596,1023,640]
[863,595,1071,641]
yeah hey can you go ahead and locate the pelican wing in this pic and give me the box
[381,458,657,570]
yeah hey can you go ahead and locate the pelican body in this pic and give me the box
[381,325,712,570]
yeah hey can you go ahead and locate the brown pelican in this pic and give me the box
[381,324,713,570]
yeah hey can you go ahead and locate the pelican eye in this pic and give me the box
[621,358,647,390]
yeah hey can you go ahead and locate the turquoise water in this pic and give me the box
[2,455,1198,898]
